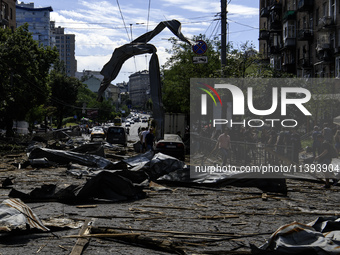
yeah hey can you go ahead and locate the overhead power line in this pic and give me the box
[146,0,151,32]
[116,0,131,41]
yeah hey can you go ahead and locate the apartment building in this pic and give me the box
[51,21,77,77]
[16,2,53,47]
[129,70,150,107]
[1,0,16,30]
[259,0,340,78]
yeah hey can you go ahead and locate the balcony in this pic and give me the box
[317,49,333,62]
[299,58,312,68]
[269,20,282,31]
[283,10,296,21]
[270,0,282,11]
[0,12,9,26]
[270,45,280,54]
[260,7,270,17]
[297,0,313,12]
[316,43,331,52]
[318,16,335,28]
[259,30,270,40]
[283,38,296,48]
[297,29,313,41]
[282,62,296,73]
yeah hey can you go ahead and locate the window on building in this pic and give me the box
[283,20,296,40]
[336,56,340,78]
[263,43,266,54]
[331,32,335,48]
[323,2,327,17]
[303,16,307,29]
[310,17,313,31]
[331,0,336,20]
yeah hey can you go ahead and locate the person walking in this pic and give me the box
[213,128,231,165]
[315,134,337,188]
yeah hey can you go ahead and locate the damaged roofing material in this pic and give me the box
[254,216,340,255]
[97,20,192,139]
[0,198,49,232]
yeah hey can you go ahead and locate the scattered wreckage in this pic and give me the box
[0,132,339,254]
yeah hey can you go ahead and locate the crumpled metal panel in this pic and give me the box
[255,216,340,254]
[97,20,192,139]
[0,198,49,232]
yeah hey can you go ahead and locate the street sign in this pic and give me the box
[193,56,208,64]
[192,40,208,55]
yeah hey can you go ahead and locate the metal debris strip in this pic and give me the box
[0,198,49,232]
[97,20,192,139]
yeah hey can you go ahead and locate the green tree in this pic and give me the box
[0,24,58,136]
[162,35,221,114]
[77,84,116,123]
[49,70,82,129]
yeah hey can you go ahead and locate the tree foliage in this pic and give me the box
[0,24,58,136]
[162,35,221,114]
[49,67,82,129]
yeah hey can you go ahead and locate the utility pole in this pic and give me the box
[221,0,227,75]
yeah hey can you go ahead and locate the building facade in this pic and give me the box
[51,21,77,77]
[259,0,340,78]
[16,2,53,47]
[129,70,150,107]
[1,0,16,30]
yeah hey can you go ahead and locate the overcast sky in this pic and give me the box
[22,0,259,83]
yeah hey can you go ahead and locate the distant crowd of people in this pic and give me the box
[198,122,340,189]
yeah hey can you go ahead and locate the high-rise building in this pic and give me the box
[51,21,77,77]
[1,0,16,30]
[129,70,150,107]
[16,1,53,47]
[259,0,340,78]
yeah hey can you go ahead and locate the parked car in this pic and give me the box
[154,134,185,161]
[106,126,127,146]
[125,122,131,127]
[90,127,106,141]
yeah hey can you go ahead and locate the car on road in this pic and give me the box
[106,126,127,146]
[154,134,185,161]
[125,122,131,127]
[90,126,106,141]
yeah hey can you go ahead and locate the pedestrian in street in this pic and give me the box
[323,123,333,144]
[145,128,155,151]
[139,127,146,152]
[213,128,231,165]
[312,126,321,157]
[315,134,337,188]
[334,130,340,154]
[141,128,150,153]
